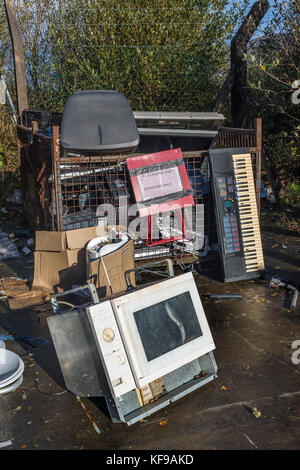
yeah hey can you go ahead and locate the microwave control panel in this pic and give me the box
[87,302,136,398]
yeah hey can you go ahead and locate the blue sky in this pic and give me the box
[229,0,277,36]
[228,0,276,24]
[228,0,275,6]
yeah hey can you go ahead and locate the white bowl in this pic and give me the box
[0,374,23,395]
[0,349,24,387]
[0,359,24,388]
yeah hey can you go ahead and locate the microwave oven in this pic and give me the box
[48,271,218,425]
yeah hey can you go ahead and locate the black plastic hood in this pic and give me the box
[60,90,140,154]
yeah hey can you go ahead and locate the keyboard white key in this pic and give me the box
[232,154,264,272]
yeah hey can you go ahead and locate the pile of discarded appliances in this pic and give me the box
[29,90,265,425]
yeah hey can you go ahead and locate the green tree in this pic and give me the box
[1,0,249,112]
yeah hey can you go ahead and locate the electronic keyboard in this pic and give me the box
[209,148,264,282]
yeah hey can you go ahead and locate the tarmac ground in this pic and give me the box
[0,220,299,450]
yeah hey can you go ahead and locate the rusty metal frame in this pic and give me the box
[16,119,262,266]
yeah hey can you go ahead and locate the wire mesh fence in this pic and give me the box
[48,150,216,261]
[2,1,273,216]
[0,0,256,113]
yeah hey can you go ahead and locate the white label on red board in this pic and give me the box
[137,167,183,201]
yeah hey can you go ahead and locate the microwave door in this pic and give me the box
[111,272,215,388]
[133,292,203,362]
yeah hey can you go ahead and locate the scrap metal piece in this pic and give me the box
[269,277,298,311]
[47,310,110,397]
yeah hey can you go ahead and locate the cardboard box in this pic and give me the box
[33,226,134,294]
[35,231,67,252]
[89,239,135,297]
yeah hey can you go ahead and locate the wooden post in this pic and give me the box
[4,0,28,120]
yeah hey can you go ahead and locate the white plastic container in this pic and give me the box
[86,233,129,279]
[0,348,24,394]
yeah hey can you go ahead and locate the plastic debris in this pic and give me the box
[0,334,50,346]
[269,276,298,310]
[265,187,275,203]
[0,229,21,260]
[7,189,22,205]
[22,246,32,255]
[0,440,13,449]
[252,407,261,418]
[260,180,266,198]
[15,228,32,238]
[244,434,257,448]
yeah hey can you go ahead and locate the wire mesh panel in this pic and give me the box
[17,120,260,237]
[216,128,256,150]
[17,119,260,267]
[51,150,216,263]
[51,156,134,231]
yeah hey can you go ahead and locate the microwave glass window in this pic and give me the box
[133,292,203,361]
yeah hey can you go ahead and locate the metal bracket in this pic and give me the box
[124,259,174,291]
[50,283,99,314]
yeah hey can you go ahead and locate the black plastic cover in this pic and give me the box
[60,90,140,153]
